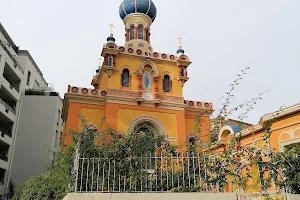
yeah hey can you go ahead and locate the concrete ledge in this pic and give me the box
[63,193,237,200]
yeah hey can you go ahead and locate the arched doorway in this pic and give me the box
[127,116,167,137]
[134,121,158,135]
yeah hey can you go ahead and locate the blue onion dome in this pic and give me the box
[107,34,116,42]
[119,0,157,22]
[177,48,185,55]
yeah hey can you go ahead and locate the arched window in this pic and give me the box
[146,29,149,42]
[108,57,113,66]
[188,136,197,151]
[130,26,135,40]
[138,25,143,39]
[181,68,185,77]
[189,137,197,146]
[122,69,130,87]
[163,75,170,92]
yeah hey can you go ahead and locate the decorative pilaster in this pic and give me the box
[137,74,143,104]
[154,77,159,99]
[143,28,147,40]
[137,74,142,97]
[153,77,160,105]
[126,28,129,42]
[135,27,138,39]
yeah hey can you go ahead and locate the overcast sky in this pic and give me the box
[1,0,299,124]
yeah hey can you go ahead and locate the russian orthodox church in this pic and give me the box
[62,0,213,147]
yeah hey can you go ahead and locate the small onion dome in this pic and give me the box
[107,34,116,42]
[119,0,157,22]
[177,48,185,55]
[96,69,100,73]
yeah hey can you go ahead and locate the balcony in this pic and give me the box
[1,63,21,99]
[0,127,12,138]
[0,98,16,115]
[0,141,9,162]
[0,141,9,171]
[0,89,17,122]
[0,40,24,75]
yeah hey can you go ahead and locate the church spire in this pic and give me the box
[177,36,185,55]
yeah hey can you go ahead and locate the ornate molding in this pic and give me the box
[104,66,118,78]
[127,115,167,137]
[158,95,184,104]
[107,89,138,99]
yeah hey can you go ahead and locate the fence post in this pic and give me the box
[73,149,80,193]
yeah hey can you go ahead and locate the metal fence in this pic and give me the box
[74,153,220,193]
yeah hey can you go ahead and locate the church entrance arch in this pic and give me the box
[127,116,167,137]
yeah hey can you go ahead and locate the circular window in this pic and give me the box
[197,102,202,108]
[162,54,167,59]
[137,49,142,55]
[153,52,159,58]
[189,101,195,107]
[71,87,78,93]
[119,47,125,52]
[170,55,175,60]
[81,88,88,95]
[128,48,134,54]
[205,103,210,108]
[101,91,107,97]
[91,89,98,95]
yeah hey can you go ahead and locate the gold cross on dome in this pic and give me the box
[177,36,183,48]
[109,24,114,35]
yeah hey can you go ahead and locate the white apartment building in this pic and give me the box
[0,23,63,196]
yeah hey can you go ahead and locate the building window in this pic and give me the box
[122,69,130,87]
[130,26,135,40]
[163,75,170,92]
[55,130,59,147]
[52,152,57,165]
[57,110,60,125]
[108,57,113,66]
[138,25,143,39]
[59,132,62,147]
[181,68,185,77]
[26,71,31,85]
[146,29,149,42]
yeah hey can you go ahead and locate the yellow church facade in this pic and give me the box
[62,0,213,147]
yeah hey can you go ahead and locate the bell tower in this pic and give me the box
[119,0,157,53]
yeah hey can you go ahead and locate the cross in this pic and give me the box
[177,36,182,48]
[109,24,114,35]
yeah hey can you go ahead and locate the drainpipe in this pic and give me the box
[5,97,23,197]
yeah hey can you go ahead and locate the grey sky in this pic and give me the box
[1,0,299,124]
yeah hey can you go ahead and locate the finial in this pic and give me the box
[178,36,183,49]
[109,24,114,36]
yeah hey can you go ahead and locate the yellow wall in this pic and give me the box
[78,108,105,128]
[116,108,177,138]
